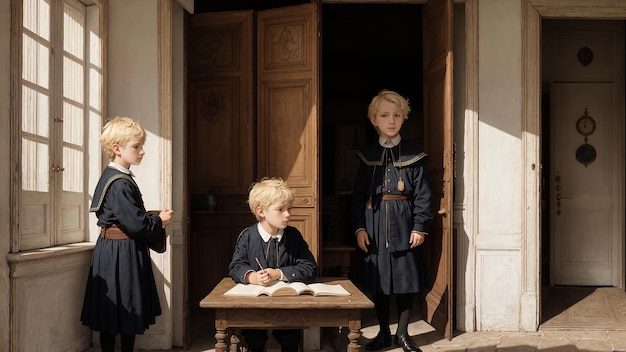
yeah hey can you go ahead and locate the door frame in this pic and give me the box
[523,0,626,330]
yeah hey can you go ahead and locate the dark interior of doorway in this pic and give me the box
[320,3,423,280]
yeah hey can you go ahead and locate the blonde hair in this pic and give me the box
[100,116,147,161]
[248,177,295,221]
[367,90,411,120]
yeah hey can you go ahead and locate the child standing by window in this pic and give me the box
[81,116,174,352]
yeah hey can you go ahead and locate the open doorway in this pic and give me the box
[319,2,424,280]
[186,0,456,348]
[539,19,626,330]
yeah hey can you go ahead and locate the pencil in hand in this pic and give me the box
[255,257,265,271]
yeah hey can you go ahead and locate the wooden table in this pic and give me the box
[200,277,374,352]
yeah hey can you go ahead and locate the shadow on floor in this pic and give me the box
[540,286,626,330]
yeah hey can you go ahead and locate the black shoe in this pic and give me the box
[394,334,422,352]
[365,332,392,351]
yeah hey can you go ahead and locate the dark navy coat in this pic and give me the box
[351,140,433,295]
[229,225,317,284]
[81,166,163,335]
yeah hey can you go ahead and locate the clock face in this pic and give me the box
[576,115,596,136]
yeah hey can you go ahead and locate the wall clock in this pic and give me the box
[576,111,596,136]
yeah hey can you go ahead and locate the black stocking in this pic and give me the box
[395,293,414,336]
[373,293,391,335]
[99,332,115,352]
[120,334,136,352]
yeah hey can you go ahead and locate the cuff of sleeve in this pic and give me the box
[243,270,254,283]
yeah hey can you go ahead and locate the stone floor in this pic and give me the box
[152,321,626,352]
[159,287,626,352]
[89,287,626,351]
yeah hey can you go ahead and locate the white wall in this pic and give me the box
[477,0,524,331]
[107,0,174,348]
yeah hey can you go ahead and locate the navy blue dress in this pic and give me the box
[81,166,163,335]
[351,140,433,295]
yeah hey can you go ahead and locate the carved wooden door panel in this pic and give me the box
[188,11,254,197]
[422,0,453,340]
[257,3,320,261]
[186,11,255,349]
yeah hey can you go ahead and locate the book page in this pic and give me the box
[263,281,298,296]
[223,282,351,297]
[223,283,266,296]
[307,283,350,296]
[287,282,313,295]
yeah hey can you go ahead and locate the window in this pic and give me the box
[15,0,103,251]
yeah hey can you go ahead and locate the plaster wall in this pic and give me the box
[106,0,177,349]
[1,0,11,349]
[107,0,160,200]
[10,250,93,351]
[477,0,524,331]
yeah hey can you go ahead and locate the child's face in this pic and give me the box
[257,202,292,235]
[113,138,145,168]
[370,100,405,140]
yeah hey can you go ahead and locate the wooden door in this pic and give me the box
[422,0,453,340]
[186,10,255,349]
[552,82,621,286]
[187,11,254,197]
[257,3,320,261]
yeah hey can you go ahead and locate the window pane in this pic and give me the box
[23,0,50,40]
[88,67,102,111]
[63,56,84,103]
[22,34,50,88]
[63,2,84,60]
[21,85,49,137]
[63,101,83,145]
[89,29,102,69]
[22,139,49,192]
[63,147,83,192]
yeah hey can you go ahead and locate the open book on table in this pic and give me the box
[224,281,351,297]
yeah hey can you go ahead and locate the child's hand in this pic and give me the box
[356,230,370,253]
[409,232,425,249]
[159,209,174,227]
[251,269,275,286]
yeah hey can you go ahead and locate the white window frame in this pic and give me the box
[11,0,106,252]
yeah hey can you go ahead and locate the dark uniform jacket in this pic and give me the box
[229,224,317,284]
[81,166,162,335]
[351,139,433,294]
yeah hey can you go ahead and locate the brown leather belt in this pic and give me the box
[101,225,130,240]
[381,194,410,200]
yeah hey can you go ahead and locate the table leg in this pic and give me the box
[215,310,228,352]
[347,328,362,352]
[347,313,363,352]
[215,329,228,352]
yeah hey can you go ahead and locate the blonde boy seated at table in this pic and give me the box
[228,177,317,352]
